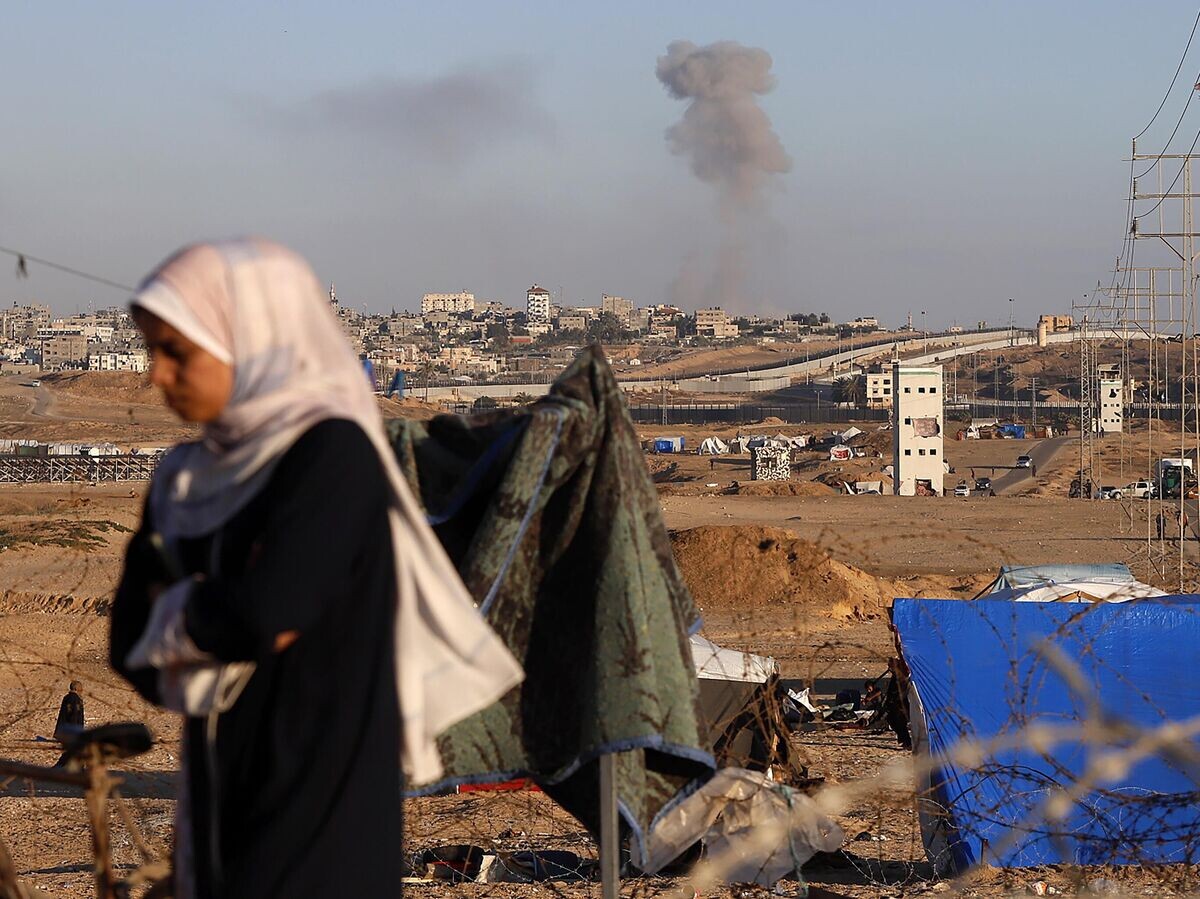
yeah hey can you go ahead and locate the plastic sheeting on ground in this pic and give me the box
[639,767,845,885]
[894,597,1200,874]
[984,564,1139,593]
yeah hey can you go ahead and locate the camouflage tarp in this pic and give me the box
[388,346,712,859]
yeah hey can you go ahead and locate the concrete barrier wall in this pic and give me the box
[678,375,791,393]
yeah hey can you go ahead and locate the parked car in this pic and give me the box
[953,482,971,497]
[1098,485,1123,500]
[1015,455,1033,468]
[974,476,992,492]
[1124,480,1158,499]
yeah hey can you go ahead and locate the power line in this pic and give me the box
[1135,122,1200,220]
[0,245,135,294]
[1134,84,1200,180]
[1135,5,1200,141]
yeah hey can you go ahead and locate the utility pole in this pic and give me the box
[1031,376,1037,427]
[1008,298,1014,347]
[921,310,928,355]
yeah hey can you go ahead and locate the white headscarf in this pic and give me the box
[131,238,522,784]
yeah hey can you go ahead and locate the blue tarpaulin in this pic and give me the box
[997,423,1026,439]
[652,437,685,453]
[894,597,1200,872]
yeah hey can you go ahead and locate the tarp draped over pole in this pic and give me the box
[894,597,1200,874]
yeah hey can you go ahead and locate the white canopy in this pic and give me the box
[699,437,730,455]
[690,635,778,683]
[1002,580,1167,603]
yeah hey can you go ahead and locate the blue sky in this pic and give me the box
[1,2,1196,325]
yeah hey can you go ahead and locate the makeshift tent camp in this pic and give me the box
[689,636,799,777]
[978,564,1165,603]
[894,597,1200,874]
[699,437,730,455]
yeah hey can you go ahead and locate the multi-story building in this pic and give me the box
[557,311,588,332]
[527,285,551,322]
[40,334,88,370]
[650,319,681,341]
[866,364,894,409]
[892,363,944,496]
[421,292,476,315]
[695,307,739,339]
[601,294,633,327]
[2,304,52,343]
[88,348,149,372]
[630,307,654,333]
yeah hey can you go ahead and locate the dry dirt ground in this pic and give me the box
[0,376,1192,895]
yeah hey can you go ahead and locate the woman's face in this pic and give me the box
[134,308,234,423]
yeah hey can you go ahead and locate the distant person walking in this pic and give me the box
[52,680,84,767]
[110,240,520,899]
[54,680,84,740]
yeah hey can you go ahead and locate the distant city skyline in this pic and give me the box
[2,2,1197,324]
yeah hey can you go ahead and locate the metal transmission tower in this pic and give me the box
[1074,310,1099,498]
[1119,143,1200,587]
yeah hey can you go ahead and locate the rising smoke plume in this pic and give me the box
[656,40,791,308]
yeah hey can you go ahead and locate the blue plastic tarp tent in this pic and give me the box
[894,597,1200,874]
[653,437,685,453]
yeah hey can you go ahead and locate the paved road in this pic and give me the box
[957,436,1071,496]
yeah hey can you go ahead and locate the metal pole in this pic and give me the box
[599,754,619,899]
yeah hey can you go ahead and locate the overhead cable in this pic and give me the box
[0,245,134,293]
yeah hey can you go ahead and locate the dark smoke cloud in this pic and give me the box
[264,60,554,165]
[656,40,791,214]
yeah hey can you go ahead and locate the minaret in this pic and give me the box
[329,283,338,307]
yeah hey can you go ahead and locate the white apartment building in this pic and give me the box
[527,285,551,322]
[1098,364,1123,434]
[88,349,149,373]
[421,292,476,314]
[892,363,944,496]
[866,367,894,409]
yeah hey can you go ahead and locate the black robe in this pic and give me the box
[111,419,402,898]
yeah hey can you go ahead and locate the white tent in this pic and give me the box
[699,437,730,455]
[979,563,1166,603]
[690,634,777,682]
[998,580,1166,603]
